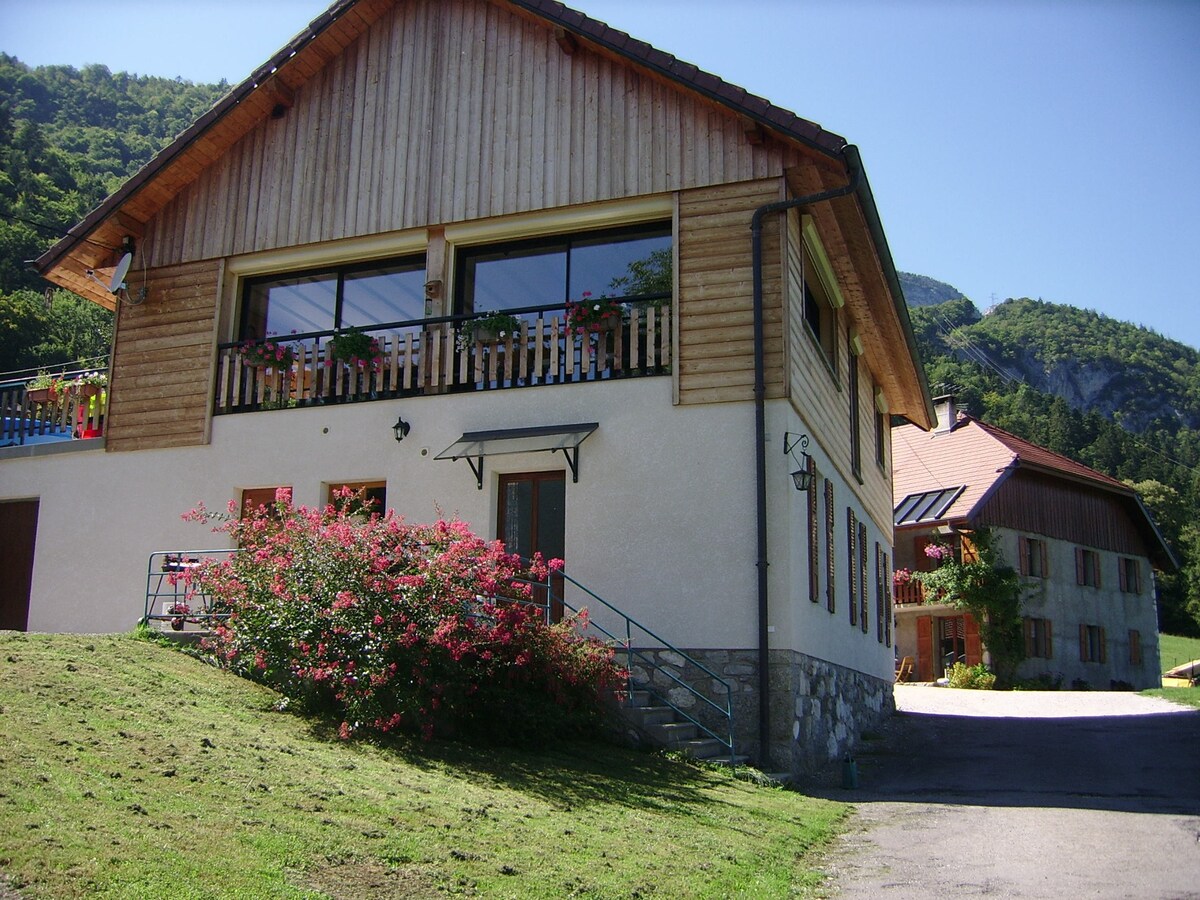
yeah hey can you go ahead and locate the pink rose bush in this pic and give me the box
[180,489,622,746]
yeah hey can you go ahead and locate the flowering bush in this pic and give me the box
[924,541,954,564]
[240,338,297,370]
[179,490,623,746]
[565,292,623,335]
[325,328,382,369]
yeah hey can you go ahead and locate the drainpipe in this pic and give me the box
[749,151,861,769]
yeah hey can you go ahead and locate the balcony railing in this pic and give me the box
[215,302,672,414]
[1,370,109,448]
[893,579,926,606]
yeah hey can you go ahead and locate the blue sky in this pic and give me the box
[3,0,1198,348]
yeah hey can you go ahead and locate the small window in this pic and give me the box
[1020,536,1048,579]
[1075,547,1101,588]
[1024,617,1053,659]
[1079,624,1107,663]
[240,486,291,518]
[1118,557,1142,594]
[875,407,887,469]
[1129,629,1143,666]
[801,256,838,375]
[327,481,387,518]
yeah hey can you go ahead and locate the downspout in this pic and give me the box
[749,151,861,767]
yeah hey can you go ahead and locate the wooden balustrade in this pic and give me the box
[892,579,926,606]
[215,307,672,414]
[0,381,107,446]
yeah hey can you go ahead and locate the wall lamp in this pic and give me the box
[392,415,411,443]
[783,431,812,491]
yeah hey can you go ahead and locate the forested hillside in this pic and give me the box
[909,293,1200,634]
[0,53,1196,633]
[0,55,226,371]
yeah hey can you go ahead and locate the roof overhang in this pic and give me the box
[435,422,598,490]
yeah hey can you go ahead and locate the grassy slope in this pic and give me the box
[0,633,845,899]
[1158,633,1200,672]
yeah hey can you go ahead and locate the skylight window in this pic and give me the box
[893,486,966,525]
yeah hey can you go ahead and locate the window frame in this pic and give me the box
[1024,616,1054,659]
[1118,556,1142,594]
[451,220,673,318]
[1075,547,1101,588]
[238,254,428,344]
[1019,535,1048,579]
[1079,623,1107,663]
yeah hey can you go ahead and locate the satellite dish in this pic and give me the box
[108,252,132,292]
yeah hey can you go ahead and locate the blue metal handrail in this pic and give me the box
[142,549,237,631]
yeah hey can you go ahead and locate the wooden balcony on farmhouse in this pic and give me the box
[893,579,927,606]
[1,371,108,449]
[214,303,672,414]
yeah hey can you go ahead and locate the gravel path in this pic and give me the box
[819,687,1200,899]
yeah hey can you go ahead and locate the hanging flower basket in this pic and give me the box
[240,339,298,370]
[326,328,382,370]
[565,292,622,335]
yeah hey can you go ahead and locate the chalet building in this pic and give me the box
[2,0,933,773]
[892,396,1175,690]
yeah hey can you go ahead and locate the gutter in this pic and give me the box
[749,154,861,769]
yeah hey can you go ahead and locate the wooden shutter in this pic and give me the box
[1040,540,1049,578]
[1118,558,1128,592]
[1045,619,1053,659]
[1024,617,1034,657]
[1092,554,1102,589]
[847,509,857,626]
[1129,629,1142,665]
[964,614,983,666]
[1079,623,1089,661]
[1098,627,1107,663]
[916,615,934,681]
[1019,536,1030,576]
[1075,548,1086,585]
[807,457,819,603]
[859,522,869,634]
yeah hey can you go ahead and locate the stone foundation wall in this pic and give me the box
[627,647,893,776]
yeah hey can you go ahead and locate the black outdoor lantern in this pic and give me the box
[784,431,812,491]
[392,415,411,443]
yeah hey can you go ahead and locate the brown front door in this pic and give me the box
[0,500,39,631]
[497,471,566,620]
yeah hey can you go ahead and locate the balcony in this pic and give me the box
[214,302,671,414]
[1,370,108,449]
[893,579,926,606]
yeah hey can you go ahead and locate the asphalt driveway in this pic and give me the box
[819,686,1200,899]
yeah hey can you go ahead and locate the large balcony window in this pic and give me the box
[215,225,673,415]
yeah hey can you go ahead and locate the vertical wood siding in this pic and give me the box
[783,208,893,533]
[143,0,803,266]
[977,472,1149,557]
[106,261,221,451]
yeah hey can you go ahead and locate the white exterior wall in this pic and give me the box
[3,379,756,647]
[2,380,896,690]
[1005,528,1161,690]
[767,402,895,684]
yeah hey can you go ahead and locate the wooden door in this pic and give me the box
[0,500,39,631]
[497,471,566,620]
[916,614,933,681]
[964,613,983,666]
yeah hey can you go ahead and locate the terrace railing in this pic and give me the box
[214,302,671,414]
[0,368,108,448]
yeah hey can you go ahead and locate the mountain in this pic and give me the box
[898,272,965,307]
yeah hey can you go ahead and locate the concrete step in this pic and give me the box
[646,721,698,744]
[676,737,726,759]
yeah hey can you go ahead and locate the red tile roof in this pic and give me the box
[892,414,1134,524]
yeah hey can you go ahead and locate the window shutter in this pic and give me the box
[1040,541,1049,578]
[1075,548,1085,585]
[1024,617,1033,657]
[1132,560,1141,594]
[1079,623,1088,662]
[1129,630,1141,666]
[1019,536,1030,576]
[1093,553,1102,589]
[961,533,980,563]
[1118,558,1128,593]
[1045,618,1053,659]
[1099,627,1107,664]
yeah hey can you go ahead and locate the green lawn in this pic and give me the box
[1158,633,1200,672]
[1141,686,1200,709]
[0,632,846,899]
